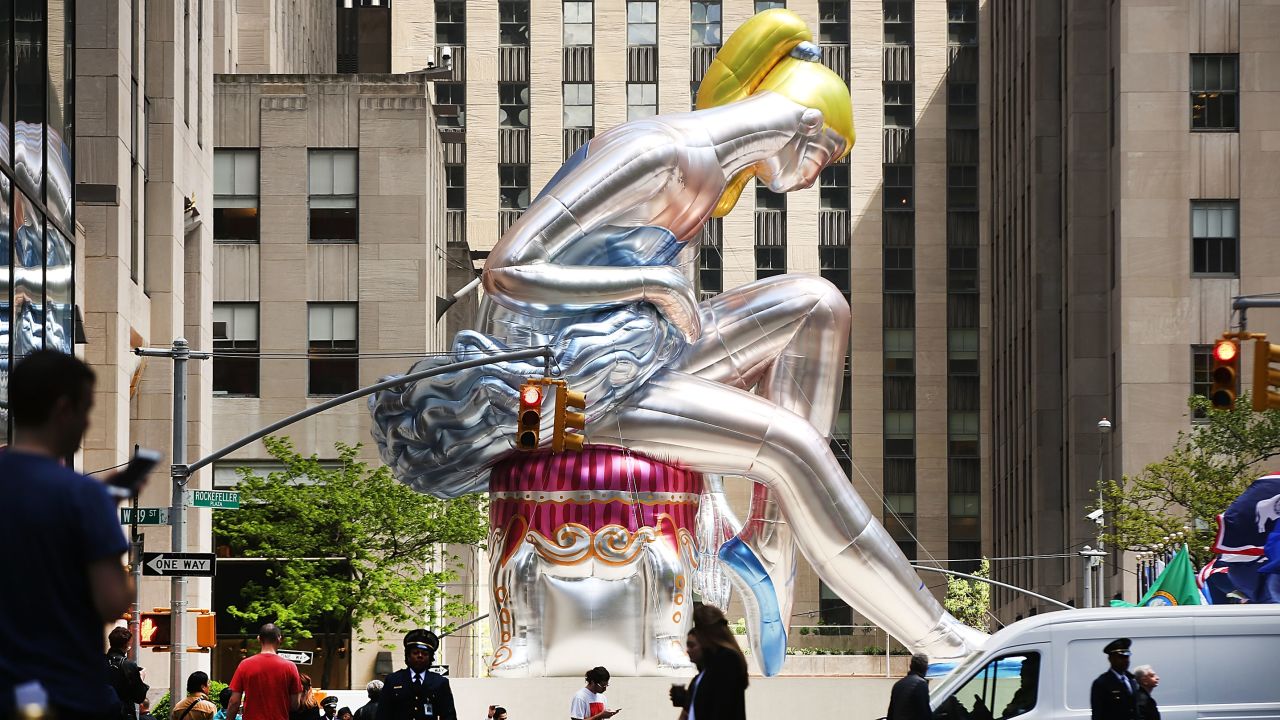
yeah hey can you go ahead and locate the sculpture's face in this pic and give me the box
[757,109,847,193]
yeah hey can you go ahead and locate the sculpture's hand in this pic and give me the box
[641,266,702,343]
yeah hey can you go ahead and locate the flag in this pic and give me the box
[1212,473,1280,557]
[1196,557,1233,604]
[1136,545,1202,606]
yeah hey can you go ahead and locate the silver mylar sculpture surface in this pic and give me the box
[370,9,987,675]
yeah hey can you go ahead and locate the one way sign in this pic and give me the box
[142,552,217,577]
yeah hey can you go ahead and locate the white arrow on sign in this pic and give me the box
[146,554,213,575]
[278,650,314,665]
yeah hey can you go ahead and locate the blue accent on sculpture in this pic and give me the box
[719,536,786,676]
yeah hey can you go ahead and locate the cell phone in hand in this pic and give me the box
[107,448,163,499]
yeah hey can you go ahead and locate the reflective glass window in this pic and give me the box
[626,83,657,120]
[14,0,45,201]
[563,83,593,128]
[627,1,657,46]
[563,1,593,46]
[308,150,358,243]
[308,303,358,395]
[0,180,10,442]
[691,1,720,47]
[0,0,13,169]
[44,224,69,354]
[12,191,42,359]
[46,0,70,231]
[214,150,259,242]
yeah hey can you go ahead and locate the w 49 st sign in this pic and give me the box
[142,552,217,577]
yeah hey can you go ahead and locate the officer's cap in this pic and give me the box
[1103,637,1132,656]
[320,696,339,708]
[404,628,440,652]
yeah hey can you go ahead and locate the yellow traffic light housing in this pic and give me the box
[194,612,217,649]
[553,385,587,453]
[516,382,544,450]
[1210,338,1240,410]
[1253,338,1280,411]
[138,610,172,649]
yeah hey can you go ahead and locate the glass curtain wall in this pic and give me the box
[2,0,75,444]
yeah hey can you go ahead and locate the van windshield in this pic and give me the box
[931,653,1041,720]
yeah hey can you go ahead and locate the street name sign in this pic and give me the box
[142,552,217,577]
[278,650,314,665]
[190,490,240,509]
[120,507,169,525]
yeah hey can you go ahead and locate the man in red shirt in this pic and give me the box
[225,624,304,720]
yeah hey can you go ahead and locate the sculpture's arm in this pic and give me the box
[482,130,703,341]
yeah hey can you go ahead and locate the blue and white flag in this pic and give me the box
[1212,473,1280,603]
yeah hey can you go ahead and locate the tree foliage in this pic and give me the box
[1100,395,1280,565]
[213,437,488,686]
[943,558,991,631]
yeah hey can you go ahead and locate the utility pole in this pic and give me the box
[134,339,210,704]
[1079,547,1106,608]
[1096,417,1112,604]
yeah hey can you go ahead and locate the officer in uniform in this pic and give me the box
[376,629,457,720]
[1090,638,1139,720]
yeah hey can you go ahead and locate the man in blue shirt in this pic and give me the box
[0,350,132,719]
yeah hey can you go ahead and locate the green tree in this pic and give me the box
[943,558,991,631]
[1099,395,1280,565]
[213,437,488,687]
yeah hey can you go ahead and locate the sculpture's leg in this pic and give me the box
[592,370,986,661]
[641,529,699,673]
[488,535,545,677]
[673,275,849,670]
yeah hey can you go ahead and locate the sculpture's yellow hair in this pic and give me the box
[696,9,855,217]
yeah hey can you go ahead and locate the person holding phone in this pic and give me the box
[570,667,618,720]
[0,350,133,720]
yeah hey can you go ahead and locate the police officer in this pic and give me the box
[376,629,457,720]
[1090,638,1139,720]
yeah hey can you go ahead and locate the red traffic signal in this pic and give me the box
[517,382,543,450]
[1210,338,1240,411]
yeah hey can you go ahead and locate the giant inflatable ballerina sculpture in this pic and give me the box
[371,9,986,677]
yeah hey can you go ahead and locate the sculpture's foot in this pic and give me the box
[718,536,788,677]
[487,642,533,677]
[914,615,988,663]
[654,633,695,672]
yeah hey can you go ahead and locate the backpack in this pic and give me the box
[106,652,150,706]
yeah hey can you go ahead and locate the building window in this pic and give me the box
[434,82,466,128]
[948,82,977,129]
[308,303,358,396]
[563,83,593,128]
[627,1,657,45]
[818,580,852,628]
[947,0,977,45]
[884,0,913,44]
[755,180,786,211]
[445,166,465,210]
[213,150,259,242]
[499,83,530,128]
[691,1,721,46]
[627,83,657,120]
[1191,201,1238,276]
[818,1,848,44]
[948,329,978,375]
[755,245,786,280]
[819,246,850,299]
[308,150,358,243]
[885,328,914,375]
[755,0,785,10]
[499,165,530,210]
[213,303,259,396]
[564,1,593,46]
[435,0,465,45]
[820,164,849,211]
[1191,54,1238,131]
[499,1,530,46]
[884,247,913,292]
[884,82,913,128]
[884,164,913,209]
[1192,344,1212,420]
[699,239,722,297]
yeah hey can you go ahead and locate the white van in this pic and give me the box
[927,605,1280,720]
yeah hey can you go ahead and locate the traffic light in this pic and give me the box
[552,385,587,453]
[1210,338,1240,411]
[516,382,543,450]
[138,611,172,648]
[1253,338,1280,411]
[194,612,217,649]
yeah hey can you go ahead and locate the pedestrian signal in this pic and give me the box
[138,611,172,648]
[517,382,543,450]
[1253,337,1280,412]
[1210,338,1240,411]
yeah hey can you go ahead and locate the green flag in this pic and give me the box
[1111,545,1202,607]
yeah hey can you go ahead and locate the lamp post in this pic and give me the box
[1096,417,1112,607]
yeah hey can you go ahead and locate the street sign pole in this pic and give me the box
[170,339,190,707]
[129,492,143,666]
